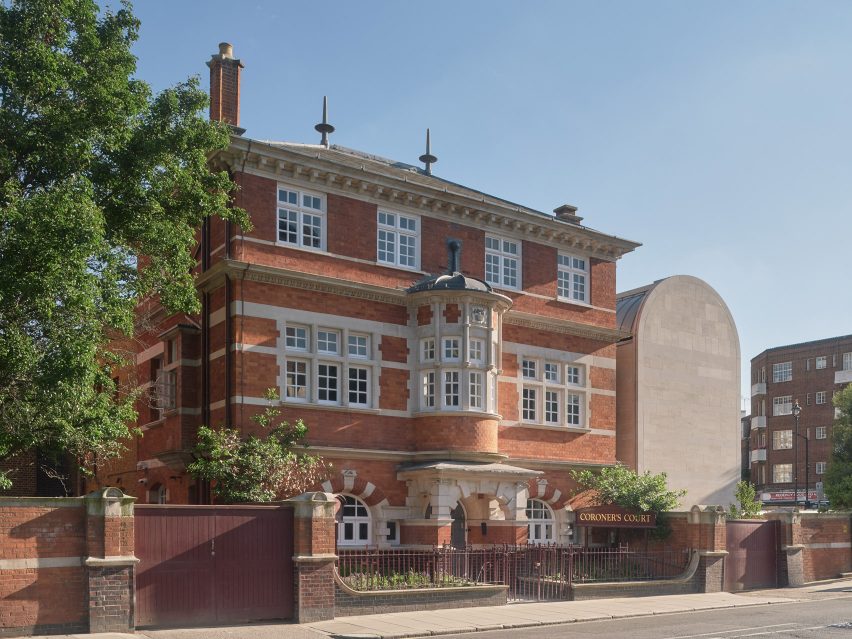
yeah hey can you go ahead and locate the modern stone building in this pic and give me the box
[615,275,741,506]
[749,334,852,506]
[90,43,642,548]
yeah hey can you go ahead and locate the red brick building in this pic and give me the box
[749,334,852,506]
[92,43,640,547]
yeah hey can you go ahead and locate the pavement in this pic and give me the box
[25,578,852,639]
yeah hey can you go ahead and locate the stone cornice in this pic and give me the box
[504,310,631,344]
[213,137,641,261]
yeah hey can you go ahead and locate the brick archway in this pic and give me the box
[320,470,389,508]
[526,478,567,509]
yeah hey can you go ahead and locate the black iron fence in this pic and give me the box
[337,545,692,601]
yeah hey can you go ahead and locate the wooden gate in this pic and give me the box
[725,519,779,591]
[135,505,293,627]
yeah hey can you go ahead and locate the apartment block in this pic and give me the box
[749,334,852,505]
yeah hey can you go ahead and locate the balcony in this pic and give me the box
[750,415,766,430]
[835,369,852,385]
[750,448,767,463]
[751,383,766,396]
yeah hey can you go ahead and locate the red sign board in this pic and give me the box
[575,505,656,528]
[761,490,819,503]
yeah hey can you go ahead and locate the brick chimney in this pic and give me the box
[553,204,584,224]
[207,42,244,128]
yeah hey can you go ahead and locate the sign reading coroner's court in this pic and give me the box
[575,505,656,528]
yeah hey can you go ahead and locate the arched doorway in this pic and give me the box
[450,502,466,548]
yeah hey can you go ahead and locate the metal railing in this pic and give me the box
[337,545,692,600]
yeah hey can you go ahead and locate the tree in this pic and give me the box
[572,464,686,513]
[824,385,852,509]
[0,0,247,488]
[572,464,686,539]
[187,390,331,503]
[727,480,763,519]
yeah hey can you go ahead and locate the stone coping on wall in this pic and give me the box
[334,568,508,616]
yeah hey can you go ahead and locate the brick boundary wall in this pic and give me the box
[0,488,137,637]
[764,510,851,586]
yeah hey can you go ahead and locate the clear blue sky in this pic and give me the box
[128,1,852,404]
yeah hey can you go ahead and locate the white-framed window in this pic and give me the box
[816,356,827,370]
[520,357,586,428]
[566,365,583,386]
[469,339,484,364]
[544,363,559,383]
[772,430,793,450]
[348,334,369,358]
[806,393,812,406]
[348,367,369,406]
[566,393,582,426]
[377,211,419,269]
[443,338,460,362]
[443,370,460,407]
[557,253,588,303]
[844,352,852,371]
[277,186,325,250]
[772,362,792,383]
[773,464,793,483]
[485,235,520,289]
[815,426,827,440]
[522,388,537,421]
[773,395,792,416]
[816,391,827,405]
[422,371,436,409]
[337,495,371,546]
[285,360,308,401]
[317,363,339,404]
[526,499,555,544]
[469,371,483,410]
[285,325,309,351]
[545,390,560,424]
[148,484,168,504]
[421,338,436,362]
[283,325,375,409]
[816,461,827,475]
[317,329,340,355]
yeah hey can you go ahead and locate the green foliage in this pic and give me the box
[0,0,247,486]
[727,481,763,519]
[188,389,331,503]
[572,465,686,539]
[825,385,852,509]
[572,464,686,513]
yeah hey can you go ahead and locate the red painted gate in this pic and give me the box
[135,505,293,627]
[724,519,779,591]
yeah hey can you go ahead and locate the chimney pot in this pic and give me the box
[218,42,233,59]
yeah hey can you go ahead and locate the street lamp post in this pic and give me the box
[792,400,806,509]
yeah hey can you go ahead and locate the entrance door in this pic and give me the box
[450,503,467,549]
[725,519,779,591]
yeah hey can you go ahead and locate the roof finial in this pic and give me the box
[314,96,335,148]
[447,238,462,274]
[419,128,437,175]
